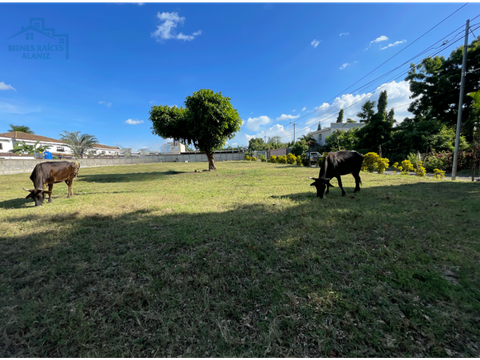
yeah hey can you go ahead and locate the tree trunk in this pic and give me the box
[206,150,216,171]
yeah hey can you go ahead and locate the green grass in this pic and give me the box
[1,161,479,357]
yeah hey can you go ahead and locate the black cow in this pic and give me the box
[309,151,364,198]
[23,161,80,206]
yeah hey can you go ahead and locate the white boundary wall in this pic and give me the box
[0,152,245,176]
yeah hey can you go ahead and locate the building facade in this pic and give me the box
[307,122,365,147]
[0,131,121,159]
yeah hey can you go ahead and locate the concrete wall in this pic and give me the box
[0,152,245,176]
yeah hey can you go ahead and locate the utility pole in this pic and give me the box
[452,19,469,180]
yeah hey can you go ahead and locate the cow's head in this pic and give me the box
[23,188,52,207]
[309,177,334,199]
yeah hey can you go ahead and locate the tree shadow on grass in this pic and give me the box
[78,170,193,183]
[0,181,479,357]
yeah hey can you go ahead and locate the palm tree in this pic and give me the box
[59,130,98,158]
[8,124,34,134]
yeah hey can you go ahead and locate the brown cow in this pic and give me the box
[23,161,80,206]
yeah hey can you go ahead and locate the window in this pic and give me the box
[0,143,3,150]
[318,134,322,141]
[57,147,65,152]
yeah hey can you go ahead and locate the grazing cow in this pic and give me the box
[309,151,364,199]
[23,161,80,206]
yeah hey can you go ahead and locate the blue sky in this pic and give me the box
[0,2,478,151]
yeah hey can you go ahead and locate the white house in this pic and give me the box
[307,122,365,147]
[0,131,121,159]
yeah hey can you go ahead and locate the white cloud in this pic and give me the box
[365,35,388,50]
[292,109,296,112]
[380,40,407,50]
[246,124,293,144]
[276,114,299,121]
[99,101,112,108]
[301,107,306,111]
[151,11,201,42]
[137,2,144,5]
[339,63,351,70]
[125,119,144,125]
[149,100,155,104]
[339,32,349,36]
[311,39,320,48]
[307,80,412,127]
[0,82,16,91]
[245,115,271,131]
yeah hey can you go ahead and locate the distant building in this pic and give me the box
[0,131,121,159]
[307,122,365,147]
[160,141,186,154]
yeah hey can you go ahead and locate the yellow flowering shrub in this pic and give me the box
[270,155,277,163]
[392,162,399,174]
[244,155,251,161]
[361,152,389,174]
[400,159,414,175]
[433,168,446,179]
[251,156,257,161]
[277,155,287,164]
[296,155,303,166]
[287,153,297,164]
[415,161,426,177]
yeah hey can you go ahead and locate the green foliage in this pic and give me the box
[59,131,99,159]
[336,108,344,123]
[356,90,395,153]
[251,156,257,161]
[11,140,50,155]
[324,128,359,152]
[291,142,308,156]
[269,155,277,163]
[8,124,34,134]
[259,154,266,162]
[407,152,419,168]
[149,89,242,170]
[248,138,266,151]
[244,155,251,161]
[286,153,296,164]
[406,36,480,140]
[424,155,447,172]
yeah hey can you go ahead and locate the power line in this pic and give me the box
[266,18,478,140]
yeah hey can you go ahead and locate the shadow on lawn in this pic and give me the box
[77,170,193,183]
[1,181,479,357]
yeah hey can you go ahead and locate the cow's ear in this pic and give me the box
[25,192,33,199]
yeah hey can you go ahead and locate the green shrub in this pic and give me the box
[424,155,448,172]
[286,153,297,164]
[244,155,251,161]
[407,152,419,168]
[361,152,389,174]
[259,155,266,162]
[401,159,414,175]
[251,156,257,161]
[270,155,277,163]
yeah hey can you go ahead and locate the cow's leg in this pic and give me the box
[336,176,346,196]
[65,179,73,198]
[47,184,53,203]
[353,172,361,193]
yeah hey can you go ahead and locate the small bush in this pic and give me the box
[277,155,287,164]
[287,153,296,164]
[401,159,414,175]
[361,152,389,174]
[392,162,399,174]
[433,168,446,179]
[270,155,277,163]
[424,155,448,173]
[251,156,257,161]
[415,161,426,177]
[296,155,303,166]
[407,152,419,168]
[259,155,266,162]
[244,155,251,161]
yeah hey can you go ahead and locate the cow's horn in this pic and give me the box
[22,187,34,192]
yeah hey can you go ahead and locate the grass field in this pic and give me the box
[1,161,479,357]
